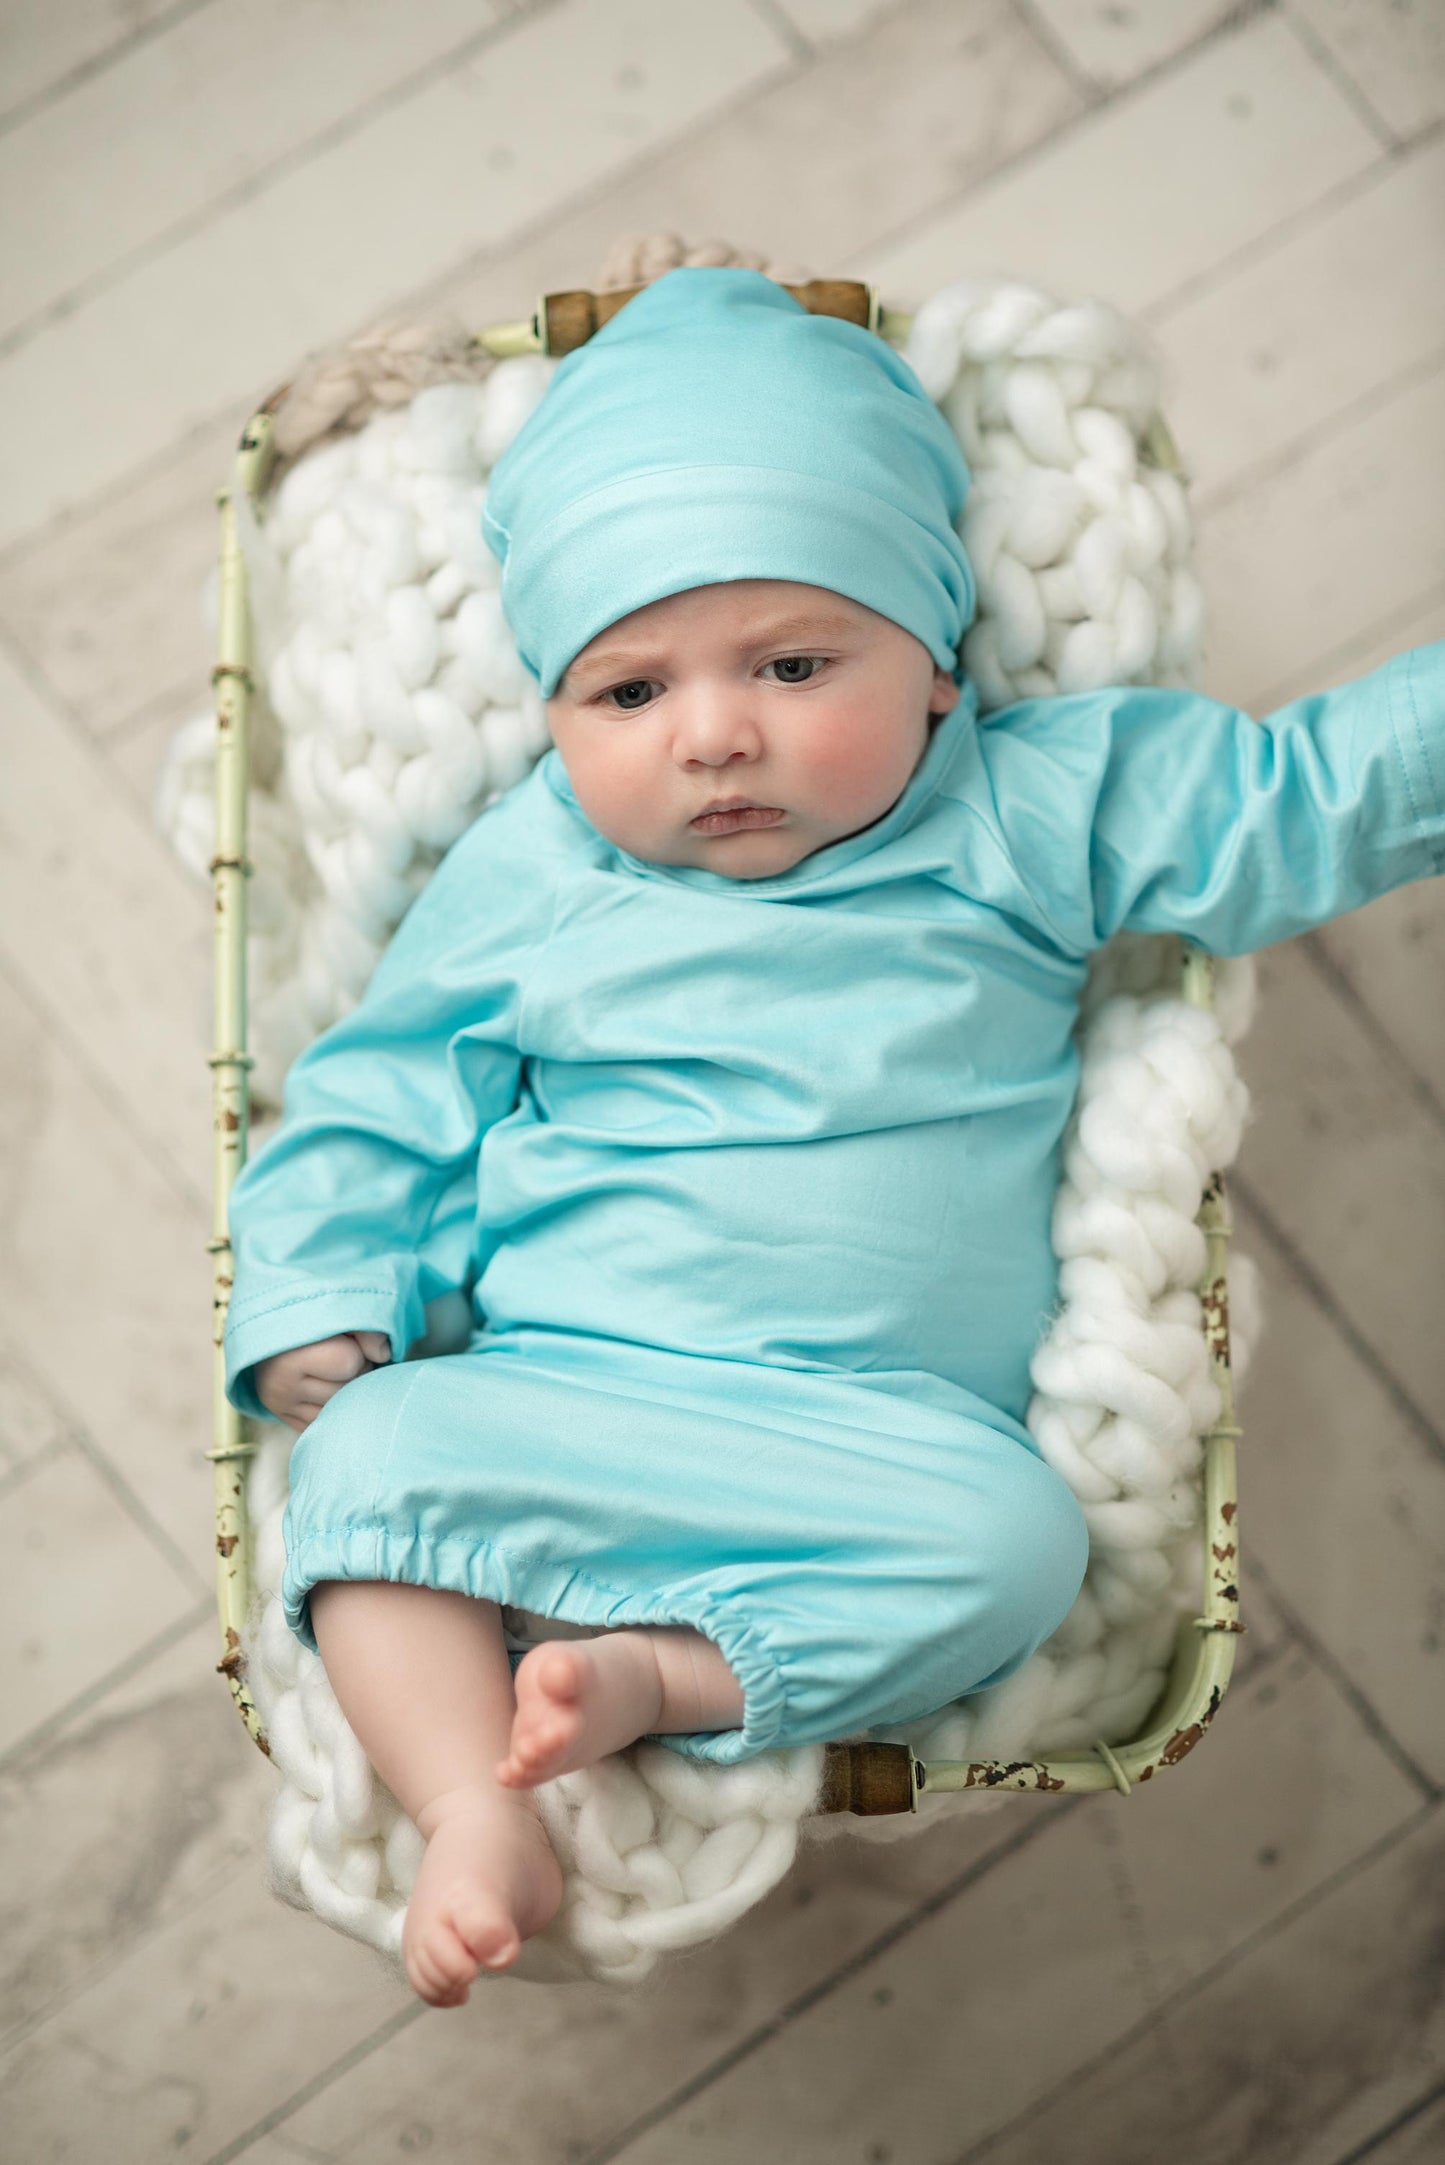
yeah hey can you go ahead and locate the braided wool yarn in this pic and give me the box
[157,245,1263,1986]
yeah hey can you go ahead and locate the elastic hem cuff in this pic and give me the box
[280,1523,790,1766]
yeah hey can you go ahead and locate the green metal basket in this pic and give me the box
[205,280,1241,1815]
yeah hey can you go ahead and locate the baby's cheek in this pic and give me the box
[568,743,659,851]
[799,716,919,821]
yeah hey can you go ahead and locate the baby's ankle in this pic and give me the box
[642,1626,745,1734]
[416,1783,534,1842]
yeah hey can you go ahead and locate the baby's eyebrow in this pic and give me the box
[564,611,862,693]
[563,647,658,693]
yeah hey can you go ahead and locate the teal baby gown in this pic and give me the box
[224,641,1444,1765]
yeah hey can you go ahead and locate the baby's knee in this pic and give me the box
[915,1444,1088,1679]
[977,1448,1090,1656]
[287,1357,418,1499]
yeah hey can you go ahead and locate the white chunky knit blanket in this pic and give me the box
[158,248,1262,1988]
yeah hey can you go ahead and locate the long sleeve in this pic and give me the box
[974,641,1444,958]
[222,800,550,1421]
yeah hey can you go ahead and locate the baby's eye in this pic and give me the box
[600,679,658,712]
[763,654,828,685]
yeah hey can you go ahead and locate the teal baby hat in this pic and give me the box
[480,265,977,699]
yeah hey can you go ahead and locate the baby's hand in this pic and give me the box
[253,1330,392,1432]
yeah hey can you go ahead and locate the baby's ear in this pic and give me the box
[929,668,961,716]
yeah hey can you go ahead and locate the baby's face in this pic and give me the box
[545,580,960,878]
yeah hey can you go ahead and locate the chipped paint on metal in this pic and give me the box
[1201,1273,1232,1364]
[962,1761,1066,1792]
[211,441,275,1762]
[1160,1685,1222,1767]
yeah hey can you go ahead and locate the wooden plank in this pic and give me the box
[1290,0,1445,141]
[0,1446,198,1760]
[0,643,211,1199]
[773,0,905,47]
[949,1806,1445,2165]
[260,1649,1422,2162]
[0,1773,1042,2160]
[1342,2087,1445,2165]
[861,9,1382,311]
[0,0,510,346]
[0,419,237,742]
[1258,590,1445,740]
[1232,933,1445,1441]
[1026,0,1250,92]
[0,1337,70,1480]
[1193,360,1445,706]
[1231,1186,1445,1786]
[0,0,178,127]
[0,0,793,554]
[213,2138,332,2165]
[0,969,212,1563]
[1144,130,1445,499]
[0,1835,411,2159]
[0,1617,261,2051]
[107,686,215,822]
[444,0,1082,343]
[1312,860,1445,1114]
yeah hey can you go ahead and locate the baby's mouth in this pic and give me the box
[690,803,786,835]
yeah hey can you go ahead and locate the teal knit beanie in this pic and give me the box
[480,265,976,699]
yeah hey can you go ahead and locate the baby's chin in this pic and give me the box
[631,819,824,878]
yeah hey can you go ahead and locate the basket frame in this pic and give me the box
[205,293,1242,1808]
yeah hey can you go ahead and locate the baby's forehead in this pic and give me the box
[603,579,867,633]
[559,582,877,690]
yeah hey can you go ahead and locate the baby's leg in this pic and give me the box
[309,1581,562,2008]
[498,1626,745,1790]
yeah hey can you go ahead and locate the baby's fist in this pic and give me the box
[253,1330,392,1432]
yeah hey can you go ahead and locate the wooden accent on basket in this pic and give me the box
[818,1740,918,1814]
[540,278,873,355]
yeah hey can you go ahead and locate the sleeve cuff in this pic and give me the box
[1384,643,1445,872]
[223,1283,420,1422]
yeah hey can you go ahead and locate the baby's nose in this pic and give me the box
[674,693,763,764]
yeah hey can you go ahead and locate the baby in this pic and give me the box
[224,268,1445,2008]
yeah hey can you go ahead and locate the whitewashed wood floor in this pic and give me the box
[1,2,1442,2159]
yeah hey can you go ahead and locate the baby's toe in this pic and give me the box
[452,1895,520,1972]
[415,1964,469,2009]
[538,1645,585,1702]
[437,1916,487,1980]
[406,1939,470,2007]
[527,1713,573,1758]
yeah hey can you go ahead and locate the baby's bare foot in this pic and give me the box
[496,1637,665,1789]
[403,1788,563,2008]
